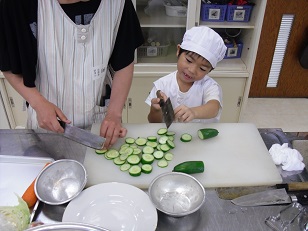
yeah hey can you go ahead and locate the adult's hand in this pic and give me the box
[100,114,127,149]
[33,97,70,132]
[2,71,70,132]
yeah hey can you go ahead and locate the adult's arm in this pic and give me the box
[2,71,70,132]
[99,62,134,149]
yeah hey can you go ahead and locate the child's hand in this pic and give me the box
[174,105,196,122]
[150,97,162,110]
[151,90,168,110]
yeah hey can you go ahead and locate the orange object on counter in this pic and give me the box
[22,162,50,208]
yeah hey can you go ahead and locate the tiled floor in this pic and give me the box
[239,98,308,132]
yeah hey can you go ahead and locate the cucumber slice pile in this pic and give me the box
[94,127,197,177]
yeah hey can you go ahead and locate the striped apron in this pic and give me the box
[27,0,124,129]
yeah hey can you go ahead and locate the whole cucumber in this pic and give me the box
[198,128,219,140]
[173,161,204,174]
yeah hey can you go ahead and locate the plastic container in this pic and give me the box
[164,4,187,17]
[224,41,243,59]
[226,5,253,22]
[137,43,170,57]
[200,4,227,22]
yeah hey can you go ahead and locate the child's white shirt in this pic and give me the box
[145,71,223,123]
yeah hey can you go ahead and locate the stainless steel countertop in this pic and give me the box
[1,129,307,231]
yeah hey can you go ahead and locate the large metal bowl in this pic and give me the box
[148,172,205,217]
[35,159,87,205]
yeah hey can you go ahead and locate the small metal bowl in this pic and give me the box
[35,159,87,205]
[148,172,205,217]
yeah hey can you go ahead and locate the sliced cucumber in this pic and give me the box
[95,149,107,155]
[168,136,175,141]
[146,141,158,148]
[113,157,126,165]
[153,150,164,160]
[130,144,138,149]
[160,144,170,152]
[125,137,135,144]
[119,153,129,161]
[104,153,113,160]
[180,133,192,142]
[133,148,142,155]
[166,131,176,136]
[106,149,119,159]
[129,165,142,177]
[119,146,134,156]
[166,139,175,149]
[164,152,174,161]
[127,155,141,165]
[156,144,161,151]
[142,146,154,154]
[135,137,147,146]
[157,159,168,168]
[141,153,155,164]
[120,163,131,172]
[141,164,153,174]
[147,136,157,142]
[157,128,168,135]
[158,136,169,144]
[120,143,130,149]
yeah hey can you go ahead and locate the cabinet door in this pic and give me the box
[126,76,158,123]
[214,77,246,122]
[3,79,27,128]
[135,0,190,64]
[0,91,10,128]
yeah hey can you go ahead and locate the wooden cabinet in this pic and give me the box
[0,77,27,128]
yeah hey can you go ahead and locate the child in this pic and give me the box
[145,26,227,123]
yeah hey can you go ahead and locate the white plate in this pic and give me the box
[62,182,158,231]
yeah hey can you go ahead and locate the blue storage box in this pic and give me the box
[200,4,227,22]
[226,5,253,22]
[224,41,243,59]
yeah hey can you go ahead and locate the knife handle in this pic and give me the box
[277,182,308,191]
[292,192,308,205]
[156,90,165,107]
[58,120,66,129]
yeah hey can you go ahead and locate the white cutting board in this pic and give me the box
[84,123,282,189]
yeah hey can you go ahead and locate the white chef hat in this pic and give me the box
[180,26,227,68]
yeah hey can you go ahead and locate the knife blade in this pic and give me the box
[231,188,308,206]
[59,121,105,149]
[156,90,175,128]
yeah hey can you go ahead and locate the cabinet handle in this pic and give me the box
[128,98,132,109]
[237,96,242,107]
[9,97,15,107]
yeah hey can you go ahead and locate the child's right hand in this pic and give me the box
[152,90,168,110]
[150,97,162,110]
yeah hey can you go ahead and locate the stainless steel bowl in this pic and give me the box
[35,159,87,205]
[148,172,205,217]
[25,222,109,231]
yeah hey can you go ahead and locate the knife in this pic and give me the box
[156,90,175,129]
[59,121,105,149]
[231,188,308,206]
[217,182,308,200]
